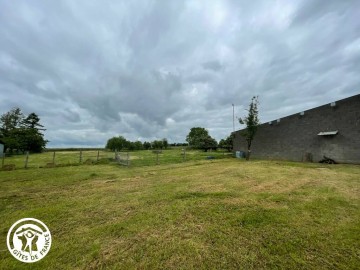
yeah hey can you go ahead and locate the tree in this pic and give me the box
[186,127,208,148]
[201,136,218,152]
[23,113,45,130]
[0,108,24,151]
[219,134,234,152]
[143,141,151,150]
[105,137,117,151]
[105,136,128,151]
[186,127,217,152]
[162,138,168,149]
[239,96,260,160]
[0,107,24,131]
[133,141,144,150]
[21,112,47,152]
[0,108,47,153]
[152,140,163,149]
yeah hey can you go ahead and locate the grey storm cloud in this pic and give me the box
[202,61,223,72]
[0,0,359,147]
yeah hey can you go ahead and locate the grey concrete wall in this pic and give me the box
[233,94,360,163]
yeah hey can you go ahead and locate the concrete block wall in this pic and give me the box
[233,94,360,163]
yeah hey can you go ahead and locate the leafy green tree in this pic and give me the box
[1,130,21,152]
[219,134,234,152]
[143,141,151,150]
[125,141,144,151]
[0,108,24,152]
[105,136,128,151]
[186,127,208,148]
[126,141,135,151]
[239,96,260,160]
[0,107,24,131]
[105,137,117,151]
[186,127,217,151]
[104,137,166,151]
[133,141,144,150]
[152,140,163,149]
[219,139,226,149]
[162,138,168,149]
[201,136,218,152]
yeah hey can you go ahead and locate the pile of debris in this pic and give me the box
[319,155,337,164]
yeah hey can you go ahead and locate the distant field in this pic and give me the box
[1,149,232,169]
[0,158,359,269]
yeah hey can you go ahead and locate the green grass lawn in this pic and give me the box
[0,157,359,269]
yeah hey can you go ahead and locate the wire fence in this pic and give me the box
[0,149,235,171]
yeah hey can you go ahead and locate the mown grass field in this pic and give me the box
[0,155,359,269]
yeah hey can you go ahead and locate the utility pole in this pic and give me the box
[232,104,235,132]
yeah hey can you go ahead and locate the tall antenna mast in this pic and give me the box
[232,104,235,132]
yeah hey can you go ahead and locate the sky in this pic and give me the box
[0,0,359,147]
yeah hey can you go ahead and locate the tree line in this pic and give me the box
[105,128,234,152]
[106,137,169,151]
[0,108,47,153]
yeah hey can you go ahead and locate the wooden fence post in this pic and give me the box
[127,152,130,166]
[24,151,29,169]
[183,149,186,162]
[97,151,100,161]
[2,153,5,168]
[53,152,56,165]
[156,151,159,165]
[79,150,83,163]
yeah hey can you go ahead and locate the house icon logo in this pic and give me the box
[7,218,52,263]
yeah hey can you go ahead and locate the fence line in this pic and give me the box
[0,149,234,171]
[0,150,116,170]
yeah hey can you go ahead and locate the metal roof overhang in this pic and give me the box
[317,130,338,136]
